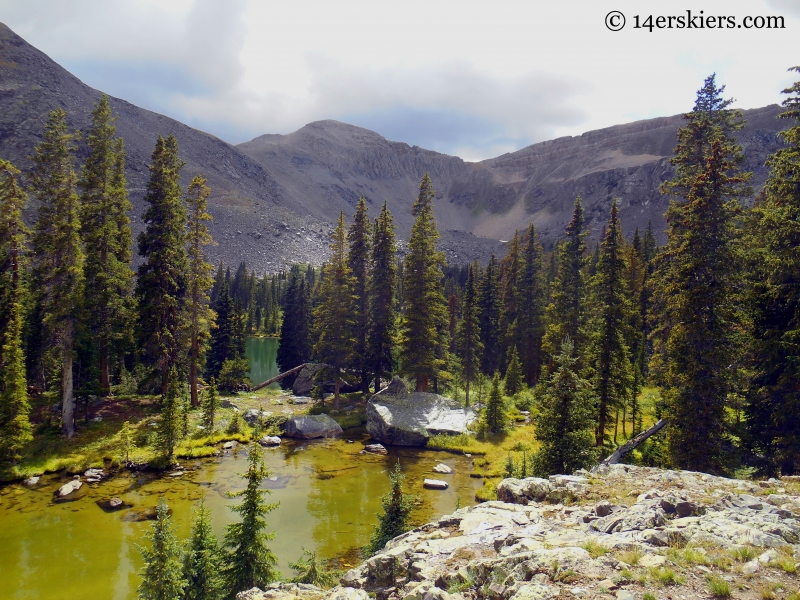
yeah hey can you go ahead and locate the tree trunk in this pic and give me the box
[334,376,341,410]
[416,375,428,392]
[62,319,75,438]
[599,418,668,466]
[99,352,110,396]
[465,379,470,407]
[160,362,169,397]
[189,337,199,407]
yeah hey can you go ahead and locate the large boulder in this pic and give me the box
[291,363,361,396]
[366,377,477,446]
[283,414,343,439]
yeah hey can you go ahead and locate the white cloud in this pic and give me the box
[1,0,798,159]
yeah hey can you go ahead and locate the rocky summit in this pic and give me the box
[242,465,800,600]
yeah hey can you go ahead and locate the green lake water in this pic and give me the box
[246,337,280,388]
[0,338,482,599]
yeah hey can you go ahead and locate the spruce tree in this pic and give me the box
[650,75,751,472]
[185,175,216,406]
[589,200,634,451]
[206,279,234,381]
[28,108,84,438]
[276,267,312,380]
[313,212,357,408]
[504,346,523,397]
[138,497,186,600]
[367,461,415,555]
[515,223,547,385]
[183,498,225,600]
[746,67,800,475]
[78,95,135,395]
[498,231,522,371]
[543,198,588,362]
[399,173,448,391]
[455,264,482,405]
[347,196,372,393]
[224,445,279,593]
[136,135,187,395]
[533,338,598,476]
[478,254,501,376]
[482,372,508,435]
[202,377,220,431]
[368,201,397,391]
[0,160,32,462]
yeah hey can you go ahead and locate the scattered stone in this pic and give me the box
[56,479,83,498]
[423,479,449,490]
[598,579,618,591]
[595,500,613,517]
[258,436,282,447]
[743,559,761,574]
[96,497,132,512]
[23,476,40,486]
[290,396,313,404]
[83,468,105,482]
[242,408,272,426]
[223,441,236,450]
[365,443,388,455]
[221,399,238,409]
[433,463,454,474]
[283,414,343,439]
[638,554,666,567]
[615,590,636,600]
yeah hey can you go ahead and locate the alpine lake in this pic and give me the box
[0,337,481,600]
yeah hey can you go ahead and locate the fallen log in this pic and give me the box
[600,418,669,466]
[250,363,308,392]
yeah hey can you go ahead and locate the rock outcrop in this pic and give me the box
[334,465,800,600]
[282,414,344,439]
[366,378,477,446]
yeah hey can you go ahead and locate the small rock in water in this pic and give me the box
[23,476,40,487]
[57,480,83,498]
[109,497,123,508]
[423,479,449,490]
[365,443,388,455]
[168,471,184,477]
[258,436,281,447]
[223,441,236,450]
[433,463,454,474]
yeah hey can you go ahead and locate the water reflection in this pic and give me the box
[246,337,280,387]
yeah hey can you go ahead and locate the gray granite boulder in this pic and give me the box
[283,414,343,439]
[366,377,477,446]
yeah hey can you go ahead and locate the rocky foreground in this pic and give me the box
[240,464,800,600]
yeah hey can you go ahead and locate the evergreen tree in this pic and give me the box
[276,267,312,380]
[504,346,523,397]
[224,445,279,593]
[478,254,501,376]
[158,368,181,459]
[533,338,598,476]
[746,67,800,475]
[650,75,751,472]
[368,201,397,391]
[136,135,187,395]
[399,173,448,391]
[313,212,357,408]
[185,175,216,406]
[206,279,234,381]
[515,223,547,385]
[202,377,220,431]
[589,200,634,451]
[455,264,482,405]
[183,498,225,600]
[348,196,372,393]
[28,108,84,438]
[138,497,186,600]
[367,461,415,555]
[0,160,32,462]
[543,198,588,362]
[482,372,508,435]
[498,231,522,371]
[78,95,135,395]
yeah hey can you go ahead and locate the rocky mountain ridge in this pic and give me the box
[0,22,791,272]
[239,465,800,600]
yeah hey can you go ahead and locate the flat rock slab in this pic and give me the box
[283,414,343,439]
[366,378,477,446]
[364,443,388,455]
[424,479,449,490]
[56,479,83,499]
[259,436,282,446]
[433,463,454,474]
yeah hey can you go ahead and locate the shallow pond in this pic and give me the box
[0,433,481,600]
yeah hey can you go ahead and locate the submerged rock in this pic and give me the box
[433,463,454,474]
[283,414,343,439]
[366,377,477,446]
[96,497,132,512]
[55,479,83,500]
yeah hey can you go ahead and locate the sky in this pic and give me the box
[2,0,798,161]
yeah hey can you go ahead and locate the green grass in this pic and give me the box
[618,546,645,566]
[426,433,491,455]
[581,538,610,559]
[730,545,759,563]
[643,593,657,600]
[649,567,685,586]
[707,574,732,598]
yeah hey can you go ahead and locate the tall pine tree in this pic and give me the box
[347,196,372,393]
[185,175,216,406]
[368,201,397,391]
[0,160,32,461]
[78,95,135,395]
[478,254,501,376]
[746,67,800,475]
[313,212,357,408]
[515,223,547,385]
[28,108,84,438]
[399,173,448,392]
[455,264,482,405]
[138,498,186,600]
[276,267,312,380]
[136,135,187,394]
[650,75,751,472]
